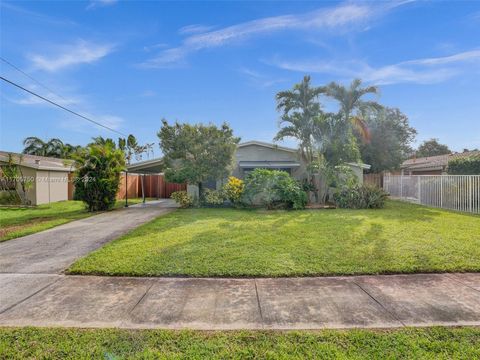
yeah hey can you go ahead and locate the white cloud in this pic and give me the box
[6,83,82,106]
[178,24,215,35]
[238,67,286,88]
[59,114,124,134]
[29,40,115,72]
[86,0,118,10]
[269,49,480,85]
[142,2,403,68]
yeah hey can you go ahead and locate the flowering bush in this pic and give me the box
[171,191,193,208]
[223,176,244,204]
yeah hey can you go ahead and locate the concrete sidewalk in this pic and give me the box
[0,199,177,274]
[1,273,479,330]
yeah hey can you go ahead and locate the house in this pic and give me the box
[401,150,480,175]
[0,151,73,205]
[232,140,369,181]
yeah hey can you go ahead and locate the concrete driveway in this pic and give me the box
[0,199,177,274]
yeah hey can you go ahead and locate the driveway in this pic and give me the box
[0,199,177,274]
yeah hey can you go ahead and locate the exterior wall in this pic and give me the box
[232,144,306,180]
[35,170,69,205]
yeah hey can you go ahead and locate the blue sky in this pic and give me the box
[1,0,479,157]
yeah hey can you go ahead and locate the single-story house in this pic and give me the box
[128,141,371,199]
[401,150,480,175]
[0,151,73,205]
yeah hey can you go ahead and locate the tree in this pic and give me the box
[357,107,417,172]
[73,142,125,211]
[22,137,82,159]
[158,120,240,195]
[323,78,380,142]
[416,138,451,158]
[274,76,324,165]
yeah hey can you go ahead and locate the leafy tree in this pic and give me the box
[448,156,480,174]
[73,142,125,211]
[357,107,417,172]
[158,120,240,195]
[0,153,33,205]
[416,138,451,157]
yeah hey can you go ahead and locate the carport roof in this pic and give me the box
[127,157,164,174]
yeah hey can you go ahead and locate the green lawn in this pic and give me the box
[1,327,479,359]
[68,200,480,277]
[0,198,146,242]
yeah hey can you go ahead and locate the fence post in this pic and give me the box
[400,174,403,198]
[469,176,473,213]
[440,176,443,208]
[418,177,421,202]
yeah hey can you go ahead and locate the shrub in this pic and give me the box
[202,188,225,206]
[171,191,194,208]
[73,143,124,212]
[242,169,307,210]
[448,156,480,175]
[223,176,244,203]
[333,184,387,209]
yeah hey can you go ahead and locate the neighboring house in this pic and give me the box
[401,150,480,175]
[0,151,73,205]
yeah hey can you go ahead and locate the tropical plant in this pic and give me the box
[223,176,244,204]
[22,137,83,159]
[323,78,380,141]
[333,184,387,209]
[158,120,240,197]
[242,168,307,210]
[0,153,33,205]
[171,190,193,208]
[73,142,125,212]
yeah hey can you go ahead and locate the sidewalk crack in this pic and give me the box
[254,279,264,328]
[128,281,154,315]
[353,281,406,327]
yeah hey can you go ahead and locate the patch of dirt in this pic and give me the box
[0,217,53,239]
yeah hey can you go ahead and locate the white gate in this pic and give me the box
[383,175,480,214]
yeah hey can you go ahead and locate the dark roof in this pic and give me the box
[402,150,480,170]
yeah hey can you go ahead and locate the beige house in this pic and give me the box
[0,151,73,205]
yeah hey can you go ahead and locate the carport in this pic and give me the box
[125,157,164,207]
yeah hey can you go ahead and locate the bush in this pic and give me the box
[223,176,244,204]
[171,191,194,208]
[242,169,307,210]
[202,188,225,206]
[73,143,124,212]
[448,156,480,175]
[334,184,387,209]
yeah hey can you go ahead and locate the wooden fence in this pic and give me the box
[69,173,186,200]
[363,173,383,188]
[384,174,480,214]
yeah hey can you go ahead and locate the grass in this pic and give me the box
[1,327,479,359]
[0,198,147,242]
[68,200,480,277]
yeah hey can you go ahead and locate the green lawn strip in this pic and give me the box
[1,327,479,359]
[0,198,148,242]
[68,200,480,277]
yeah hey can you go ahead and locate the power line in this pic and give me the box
[0,75,126,136]
[0,56,68,101]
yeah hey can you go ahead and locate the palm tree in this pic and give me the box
[22,137,49,156]
[323,78,380,141]
[274,76,325,165]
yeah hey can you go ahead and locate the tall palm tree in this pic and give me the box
[22,137,49,156]
[323,78,380,141]
[274,75,325,164]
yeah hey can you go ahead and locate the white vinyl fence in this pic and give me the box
[384,175,480,214]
